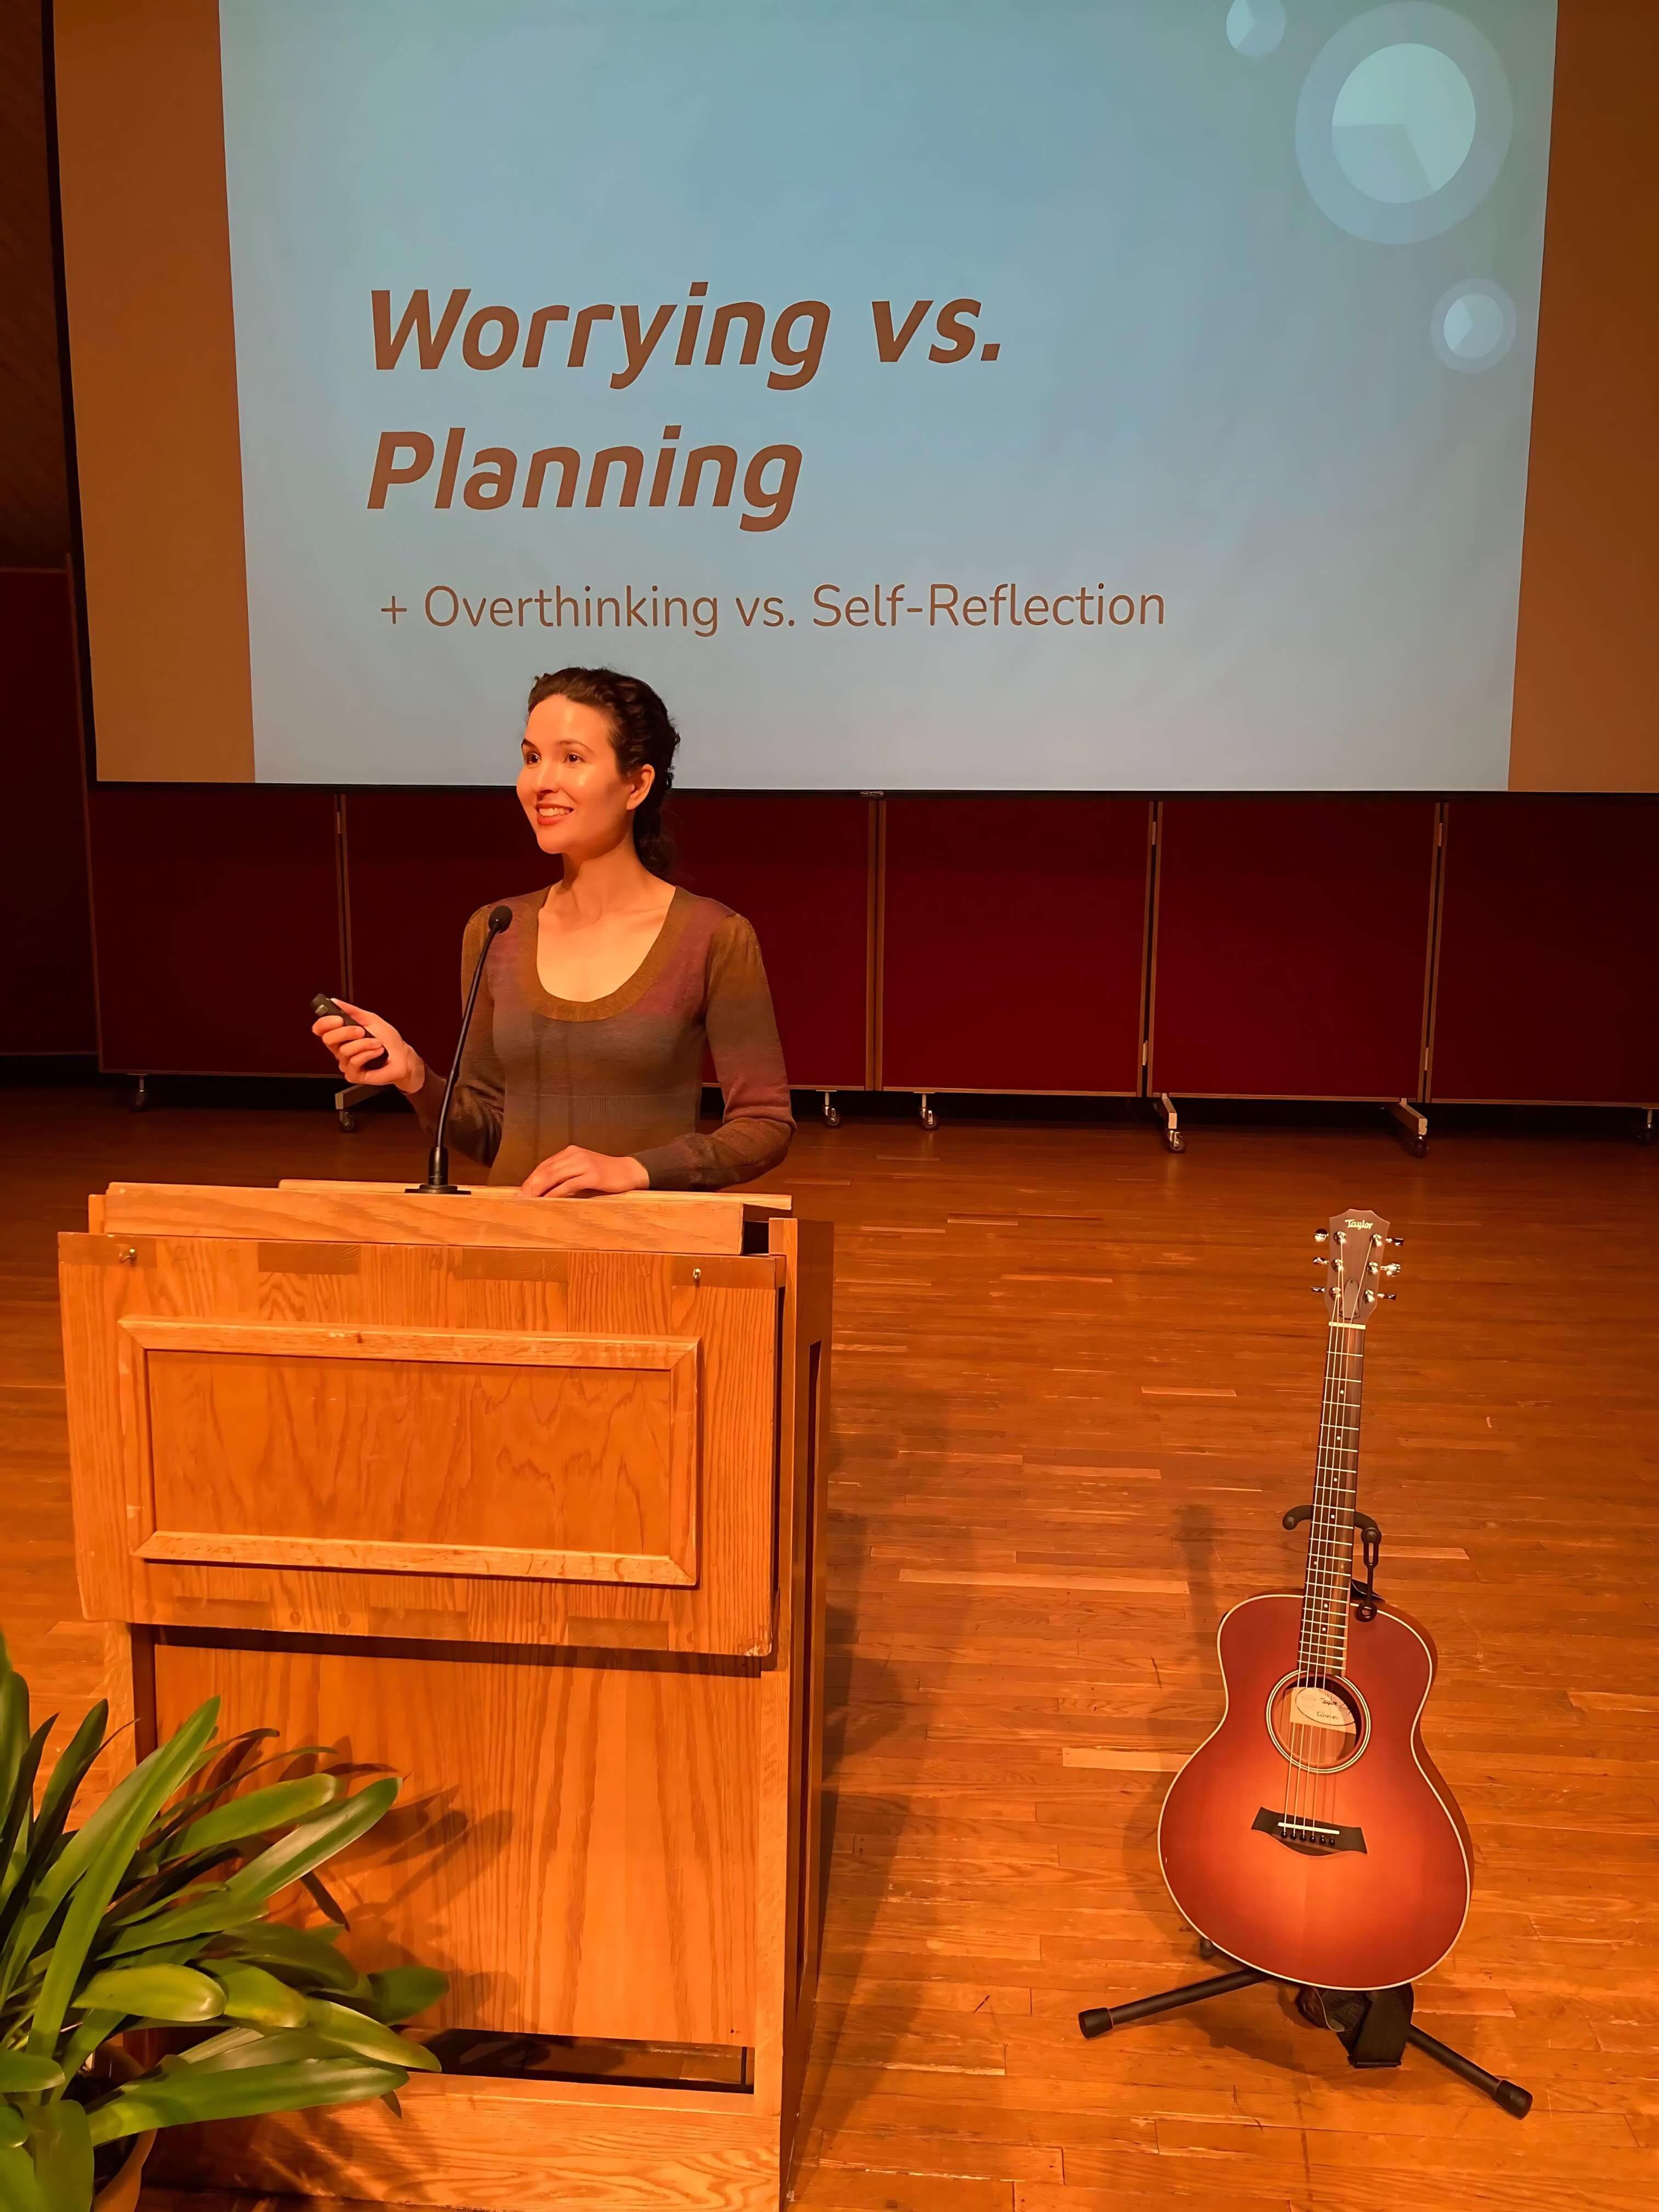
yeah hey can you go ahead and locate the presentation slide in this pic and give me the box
[65,1,1562,788]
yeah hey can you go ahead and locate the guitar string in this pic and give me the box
[1288,1280,1341,1829]
[1291,1238,1369,1837]
[1319,1333,1359,1831]
[1303,1288,1350,1829]
[1285,1293,1327,1830]
[1308,1317,1349,1828]
[1313,1332,1359,1831]
[1313,1262,1368,1831]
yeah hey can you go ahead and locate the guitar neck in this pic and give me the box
[1299,1315,1365,1678]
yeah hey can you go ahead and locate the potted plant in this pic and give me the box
[0,1633,447,2211]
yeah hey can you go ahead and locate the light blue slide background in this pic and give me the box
[218,0,1557,788]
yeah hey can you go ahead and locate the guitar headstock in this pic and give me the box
[1312,1205,1402,1323]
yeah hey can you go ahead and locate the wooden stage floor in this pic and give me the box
[4,1086,1656,2212]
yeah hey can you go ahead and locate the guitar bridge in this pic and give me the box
[1253,1807,1367,1855]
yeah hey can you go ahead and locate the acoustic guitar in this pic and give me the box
[1156,1205,1471,1991]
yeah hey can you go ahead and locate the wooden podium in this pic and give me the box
[59,1178,832,2211]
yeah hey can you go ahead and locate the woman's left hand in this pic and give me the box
[520,1147,651,1199]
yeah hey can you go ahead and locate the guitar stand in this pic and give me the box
[1077,1955,1532,2117]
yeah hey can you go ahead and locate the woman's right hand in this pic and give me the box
[311,998,423,1092]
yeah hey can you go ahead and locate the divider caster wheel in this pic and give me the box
[130,1076,150,1114]
[919,1095,938,1132]
[821,1092,840,1128]
[1167,1130,1186,1154]
[338,1111,358,1133]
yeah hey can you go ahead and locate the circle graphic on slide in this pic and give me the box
[1226,0,1285,58]
[1431,278,1517,370]
[1331,43,1475,202]
[1295,4,1513,244]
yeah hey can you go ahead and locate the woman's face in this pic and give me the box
[518,695,652,861]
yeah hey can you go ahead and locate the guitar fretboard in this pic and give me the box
[1299,1319,1364,1678]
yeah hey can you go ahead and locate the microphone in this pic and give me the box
[410,904,512,1194]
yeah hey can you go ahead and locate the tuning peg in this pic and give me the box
[1367,1261,1379,1276]
[1313,1231,1329,1243]
[1387,1236,1404,1248]
[1378,1292,1397,1302]
[1381,1263,1401,1276]
[1364,1290,1376,1304]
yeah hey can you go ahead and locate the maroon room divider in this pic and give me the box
[342,788,532,1075]
[668,793,871,1091]
[1429,797,1659,1105]
[879,797,1152,1093]
[1148,798,1437,1101]
[88,785,342,1076]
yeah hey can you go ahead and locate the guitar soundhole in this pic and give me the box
[1266,1673,1368,1773]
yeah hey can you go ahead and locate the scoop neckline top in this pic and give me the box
[520,883,693,1022]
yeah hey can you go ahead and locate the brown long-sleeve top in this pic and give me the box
[407,885,793,1189]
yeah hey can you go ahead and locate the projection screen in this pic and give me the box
[54,0,1566,789]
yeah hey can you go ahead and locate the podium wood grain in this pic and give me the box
[59,1182,832,2211]
[150,1637,760,2045]
[61,1229,780,1654]
[102,1180,789,1254]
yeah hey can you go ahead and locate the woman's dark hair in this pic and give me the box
[526,666,680,880]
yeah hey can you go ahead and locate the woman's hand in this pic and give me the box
[311,999,423,1092]
[520,1147,650,1199]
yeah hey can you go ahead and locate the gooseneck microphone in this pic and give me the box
[410,904,512,1194]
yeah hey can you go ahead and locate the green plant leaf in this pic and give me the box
[86,2057,406,2145]
[0,2141,47,2212]
[94,1884,249,1961]
[204,1922,364,1996]
[207,1962,308,2028]
[0,2107,23,2153]
[52,2012,123,2086]
[0,1675,30,1863]
[163,2027,352,2074]
[29,1702,108,1851]
[0,1705,110,1975]
[0,1702,106,1966]
[21,2101,91,2212]
[13,1697,220,2046]
[165,2026,319,2072]
[300,1868,349,1928]
[0,1724,54,1909]
[0,2058,63,2095]
[75,1962,226,2023]
[363,1966,449,2024]
[219,1778,398,1915]
[302,1997,439,2073]
[165,1773,341,1863]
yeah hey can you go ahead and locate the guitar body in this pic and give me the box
[1158,1592,1471,1990]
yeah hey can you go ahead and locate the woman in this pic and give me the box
[312,668,793,1194]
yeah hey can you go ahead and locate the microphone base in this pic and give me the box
[406,1182,465,1195]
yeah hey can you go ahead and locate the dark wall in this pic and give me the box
[0,0,70,569]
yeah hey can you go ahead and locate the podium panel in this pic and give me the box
[151,1636,759,2046]
[63,1217,781,1656]
[60,1183,832,2212]
[133,1320,701,1587]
